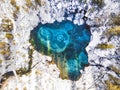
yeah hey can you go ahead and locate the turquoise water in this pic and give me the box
[30,20,91,81]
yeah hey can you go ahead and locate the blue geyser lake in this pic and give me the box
[30,20,91,81]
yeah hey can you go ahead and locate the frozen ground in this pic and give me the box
[0,0,120,90]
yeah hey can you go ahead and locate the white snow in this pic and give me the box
[0,0,120,90]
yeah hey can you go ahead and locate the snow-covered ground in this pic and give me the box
[0,0,120,90]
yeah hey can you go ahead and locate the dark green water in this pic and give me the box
[30,20,91,81]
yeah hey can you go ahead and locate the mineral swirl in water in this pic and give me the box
[30,20,91,81]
